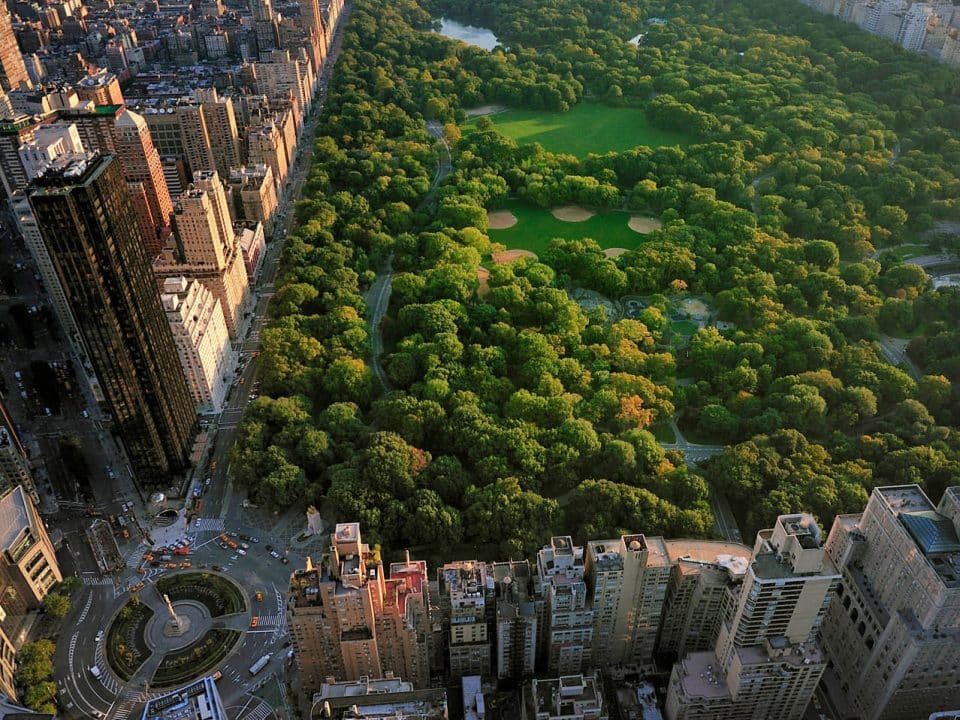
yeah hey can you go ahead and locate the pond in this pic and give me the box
[436,17,500,50]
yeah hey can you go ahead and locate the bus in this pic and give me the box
[249,654,270,676]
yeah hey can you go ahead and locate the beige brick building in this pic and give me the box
[160,277,233,412]
[819,485,960,719]
[585,534,673,668]
[155,170,250,338]
[438,560,493,678]
[228,164,278,231]
[666,514,838,720]
[286,524,434,695]
[536,536,593,676]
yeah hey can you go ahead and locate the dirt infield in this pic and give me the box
[492,249,538,264]
[477,267,491,295]
[465,104,509,117]
[628,216,663,234]
[551,205,595,222]
[487,210,518,229]
[603,247,629,258]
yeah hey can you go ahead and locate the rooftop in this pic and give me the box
[529,674,603,718]
[0,485,33,550]
[140,677,226,720]
[664,539,751,576]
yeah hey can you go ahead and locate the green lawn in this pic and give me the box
[467,103,692,156]
[671,320,699,335]
[488,200,648,255]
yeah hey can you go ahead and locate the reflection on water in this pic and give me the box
[436,17,500,50]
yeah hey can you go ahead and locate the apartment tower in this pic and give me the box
[113,109,174,256]
[193,88,242,181]
[0,397,37,504]
[492,560,538,680]
[819,485,960,719]
[585,533,672,668]
[666,514,839,720]
[27,153,196,485]
[535,536,594,675]
[159,170,250,337]
[0,3,29,92]
[286,524,434,695]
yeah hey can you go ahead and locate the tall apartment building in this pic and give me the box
[0,398,38,505]
[0,624,15,702]
[438,560,493,678]
[193,88,241,180]
[247,119,288,194]
[656,541,750,661]
[228,164,278,230]
[522,672,607,720]
[157,170,250,338]
[585,534,672,668]
[0,4,29,92]
[286,524,434,695]
[113,109,174,256]
[897,3,934,50]
[536,536,594,675]
[492,560,538,680]
[27,153,197,485]
[666,514,839,720]
[160,277,233,413]
[819,485,960,719]
[254,49,315,111]
[143,102,216,178]
[312,676,448,720]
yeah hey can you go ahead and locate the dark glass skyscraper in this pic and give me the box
[28,153,197,486]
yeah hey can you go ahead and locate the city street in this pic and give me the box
[48,6,353,716]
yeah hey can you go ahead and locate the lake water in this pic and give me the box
[932,273,960,289]
[436,17,500,50]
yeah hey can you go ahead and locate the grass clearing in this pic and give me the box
[488,200,645,255]
[671,320,699,336]
[467,103,692,156]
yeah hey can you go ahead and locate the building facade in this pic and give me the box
[536,536,594,676]
[522,673,607,720]
[27,153,197,485]
[585,534,672,668]
[819,485,960,720]
[438,560,493,678]
[0,485,61,613]
[160,277,233,412]
[286,524,434,695]
[666,514,839,720]
[0,5,30,92]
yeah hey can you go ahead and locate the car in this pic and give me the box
[150,560,160,567]
[219,542,229,550]
[205,477,211,486]
[250,617,259,628]
[230,555,238,561]
[237,548,247,556]
[227,531,238,538]
[210,460,218,470]
[239,377,245,385]
[248,393,257,400]
[255,591,264,602]
[95,630,104,642]
[239,534,250,541]
[250,536,260,543]
[270,550,280,558]
[92,712,105,718]
[240,542,249,550]
[81,409,89,418]
[212,565,225,572]
[89,666,102,679]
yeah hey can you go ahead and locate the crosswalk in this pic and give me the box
[241,701,274,720]
[98,669,122,695]
[192,517,225,532]
[82,576,114,586]
[255,613,284,627]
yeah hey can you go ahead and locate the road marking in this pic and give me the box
[82,576,114,586]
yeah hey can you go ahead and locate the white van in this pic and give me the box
[89,666,102,679]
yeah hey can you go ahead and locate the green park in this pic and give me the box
[466,103,692,156]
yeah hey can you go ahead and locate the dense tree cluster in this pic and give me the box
[234,0,960,551]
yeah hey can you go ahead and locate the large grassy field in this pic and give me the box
[489,201,650,255]
[468,103,692,156]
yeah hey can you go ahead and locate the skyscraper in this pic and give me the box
[438,560,493,678]
[819,485,960,719]
[158,170,250,337]
[113,109,174,256]
[535,536,594,675]
[193,88,242,181]
[584,533,673,667]
[0,2,30,92]
[666,514,839,720]
[27,153,196,485]
[492,560,538,679]
[286,524,434,695]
